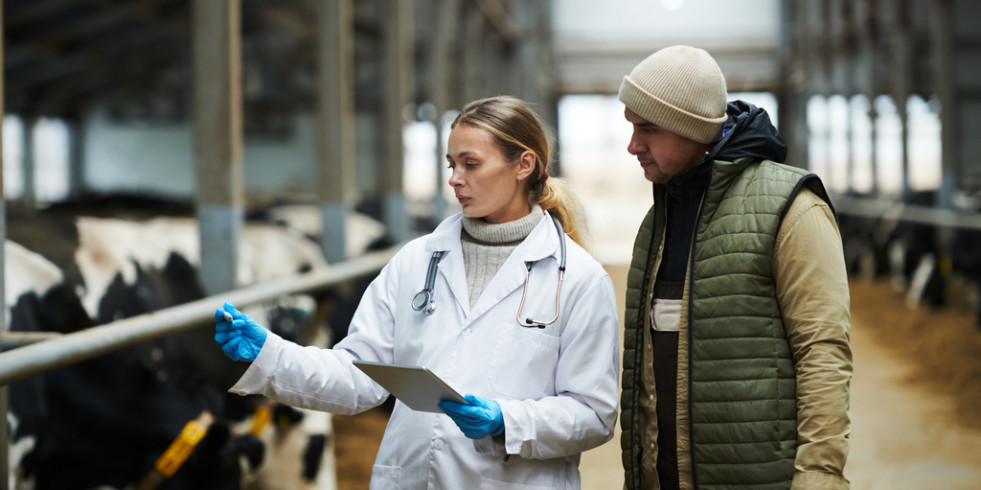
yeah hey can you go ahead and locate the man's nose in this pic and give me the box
[627,133,645,155]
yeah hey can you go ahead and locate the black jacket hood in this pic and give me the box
[709,100,788,164]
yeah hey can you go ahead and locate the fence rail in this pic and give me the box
[833,195,981,231]
[0,245,398,386]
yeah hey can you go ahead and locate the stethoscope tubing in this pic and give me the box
[411,215,566,328]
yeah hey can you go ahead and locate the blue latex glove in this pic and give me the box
[438,394,504,439]
[214,302,268,362]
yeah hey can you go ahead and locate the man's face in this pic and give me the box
[624,107,708,183]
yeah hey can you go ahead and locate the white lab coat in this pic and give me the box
[231,211,620,490]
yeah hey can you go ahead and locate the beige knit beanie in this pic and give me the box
[618,45,728,144]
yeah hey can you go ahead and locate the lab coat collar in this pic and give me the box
[423,210,562,323]
[423,210,561,262]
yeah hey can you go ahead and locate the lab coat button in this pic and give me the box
[432,439,445,451]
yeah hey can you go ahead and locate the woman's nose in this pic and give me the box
[448,168,463,187]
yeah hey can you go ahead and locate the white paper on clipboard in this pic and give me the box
[353,360,468,413]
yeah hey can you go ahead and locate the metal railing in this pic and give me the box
[833,195,981,231]
[0,245,398,386]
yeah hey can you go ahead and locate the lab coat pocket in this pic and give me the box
[489,324,560,398]
[479,476,559,490]
[369,465,401,489]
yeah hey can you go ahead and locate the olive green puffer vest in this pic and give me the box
[621,158,830,489]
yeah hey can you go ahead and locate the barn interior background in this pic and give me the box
[0,0,980,489]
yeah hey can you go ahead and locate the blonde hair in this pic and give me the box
[451,96,590,248]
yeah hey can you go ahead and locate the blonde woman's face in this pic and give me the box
[446,125,532,223]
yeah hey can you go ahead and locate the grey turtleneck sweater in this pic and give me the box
[460,205,542,307]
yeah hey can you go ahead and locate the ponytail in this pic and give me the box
[532,176,591,251]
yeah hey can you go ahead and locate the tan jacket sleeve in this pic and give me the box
[773,188,853,490]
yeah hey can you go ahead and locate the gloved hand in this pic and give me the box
[438,394,504,439]
[214,302,268,362]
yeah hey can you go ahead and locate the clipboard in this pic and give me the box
[353,360,468,413]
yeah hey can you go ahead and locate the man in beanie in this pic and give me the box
[617,45,852,490]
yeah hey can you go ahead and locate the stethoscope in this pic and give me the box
[411,215,567,329]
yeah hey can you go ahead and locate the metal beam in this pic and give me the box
[20,116,35,212]
[0,2,9,486]
[462,5,483,102]
[931,0,958,210]
[6,0,77,24]
[382,0,412,243]
[472,0,517,42]
[430,0,460,220]
[833,195,981,230]
[0,246,399,387]
[316,0,355,263]
[894,0,913,199]
[193,0,243,295]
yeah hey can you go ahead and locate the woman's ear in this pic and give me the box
[516,150,536,182]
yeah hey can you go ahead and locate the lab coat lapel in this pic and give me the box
[467,212,561,323]
[425,215,471,319]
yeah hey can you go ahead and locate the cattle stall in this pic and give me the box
[3,204,397,488]
[835,192,981,327]
[0,0,554,488]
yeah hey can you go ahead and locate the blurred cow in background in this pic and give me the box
[836,190,981,328]
[4,202,385,489]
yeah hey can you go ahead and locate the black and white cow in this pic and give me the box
[4,207,381,489]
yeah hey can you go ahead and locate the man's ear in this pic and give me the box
[516,150,536,181]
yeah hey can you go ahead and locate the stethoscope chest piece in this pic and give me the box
[411,289,436,314]
[412,251,445,315]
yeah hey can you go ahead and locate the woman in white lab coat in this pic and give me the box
[215,95,620,490]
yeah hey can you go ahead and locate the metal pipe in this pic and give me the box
[0,246,398,387]
[833,196,981,230]
[0,332,63,350]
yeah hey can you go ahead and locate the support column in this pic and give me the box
[895,0,913,200]
[20,116,35,213]
[382,0,413,243]
[67,118,86,202]
[430,0,459,221]
[513,0,557,168]
[0,3,10,487]
[845,96,854,194]
[930,0,958,274]
[462,6,483,104]
[931,0,957,211]
[777,0,808,169]
[316,0,354,263]
[193,0,243,295]
[868,102,879,196]
[859,0,879,195]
